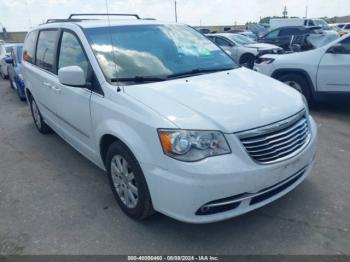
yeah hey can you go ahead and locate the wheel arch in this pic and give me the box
[271,68,316,97]
[239,52,256,64]
[97,122,156,169]
[25,87,33,102]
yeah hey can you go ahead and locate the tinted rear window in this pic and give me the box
[36,30,59,73]
[23,31,38,64]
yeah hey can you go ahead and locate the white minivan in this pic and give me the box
[22,14,317,223]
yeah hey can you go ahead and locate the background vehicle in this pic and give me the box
[338,23,350,36]
[254,34,350,103]
[207,33,283,68]
[0,43,18,79]
[6,44,26,101]
[258,26,338,51]
[237,31,257,41]
[22,14,316,223]
[270,18,332,31]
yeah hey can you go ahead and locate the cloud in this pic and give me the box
[0,0,349,31]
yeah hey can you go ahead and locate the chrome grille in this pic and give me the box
[237,110,311,164]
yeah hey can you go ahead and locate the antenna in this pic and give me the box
[305,5,308,18]
[174,0,178,22]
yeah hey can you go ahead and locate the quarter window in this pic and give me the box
[23,31,38,64]
[36,30,59,73]
[58,31,91,80]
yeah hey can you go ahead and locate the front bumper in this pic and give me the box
[142,117,317,223]
[253,62,275,76]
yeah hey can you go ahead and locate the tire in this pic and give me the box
[106,141,154,220]
[17,86,26,101]
[239,53,256,69]
[278,73,312,103]
[29,96,52,134]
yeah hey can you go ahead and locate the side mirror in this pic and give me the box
[58,66,86,87]
[291,44,302,52]
[5,57,14,64]
[327,43,346,54]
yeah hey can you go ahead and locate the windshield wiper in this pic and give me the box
[167,67,234,79]
[111,76,167,83]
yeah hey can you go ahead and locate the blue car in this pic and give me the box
[6,44,26,101]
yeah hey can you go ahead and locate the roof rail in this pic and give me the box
[68,13,141,19]
[46,18,84,24]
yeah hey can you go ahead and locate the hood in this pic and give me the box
[125,68,305,133]
[245,43,282,50]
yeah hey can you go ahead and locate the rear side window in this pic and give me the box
[345,24,350,29]
[36,30,59,73]
[23,31,38,64]
[279,28,303,36]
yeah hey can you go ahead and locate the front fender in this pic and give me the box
[95,118,160,166]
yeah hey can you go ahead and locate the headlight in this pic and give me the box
[255,57,275,64]
[158,129,231,161]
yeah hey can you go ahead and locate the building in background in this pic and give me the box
[0,29,27,43]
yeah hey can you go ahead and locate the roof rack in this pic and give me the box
[44,13,142,24]
[68,13,141,19]
[46,18,85,24]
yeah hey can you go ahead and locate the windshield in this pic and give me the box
[314,19,331,30]
[84,24,237,84]
[226,34,256,45]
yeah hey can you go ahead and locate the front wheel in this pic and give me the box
[29,96,52,134]
[278,73,312,103]
[106,141,154,220]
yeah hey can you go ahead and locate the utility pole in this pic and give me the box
[174,0,178,22]
[305,5,308,18]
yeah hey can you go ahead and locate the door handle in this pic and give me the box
[43,82,51,88]
[51,86,61,94]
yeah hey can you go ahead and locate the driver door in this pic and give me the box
[317,37,350,92]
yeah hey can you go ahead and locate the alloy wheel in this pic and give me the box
[284,80,303,93]
[110,155,139,208]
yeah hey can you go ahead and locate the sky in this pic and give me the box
[0,0,350,31]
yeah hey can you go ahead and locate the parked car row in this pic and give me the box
[18,14,317,223]
[206,33,283,68]
[254,34,350,103]
[257,25,339,51]
[0,42,26,101]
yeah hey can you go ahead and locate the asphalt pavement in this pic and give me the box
[0,79,349,255]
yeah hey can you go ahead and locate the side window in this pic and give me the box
[36,30,59,73]
[23,31,38,64]
[58,31,91,80]
[280,28,303,36]
[339,38,350,54]
[266,30,279,39]
[308,20,315,26]
[345,24,350,29]
[206,36,215,42]
[215,37,231,47]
